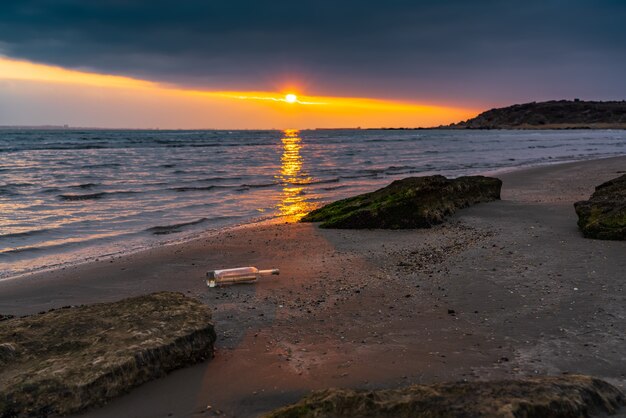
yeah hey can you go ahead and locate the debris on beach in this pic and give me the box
[207,266,280,287]
[264,375,625,418]
[574,174,626,240]
[0,292,216,417]
[301,175,502,229]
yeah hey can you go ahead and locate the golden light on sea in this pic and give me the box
[276,129,314,220]
[285,94,298,103]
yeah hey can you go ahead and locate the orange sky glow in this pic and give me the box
[0,56,479,129]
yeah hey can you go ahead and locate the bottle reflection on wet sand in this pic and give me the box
[275,129,315,221]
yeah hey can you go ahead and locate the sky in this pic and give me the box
[0,0,625,129]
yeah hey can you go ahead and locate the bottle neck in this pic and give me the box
[258,269,280,276]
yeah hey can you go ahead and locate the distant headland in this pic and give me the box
[445,99,626,129]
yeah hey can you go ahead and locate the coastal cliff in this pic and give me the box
[448,100,626,129]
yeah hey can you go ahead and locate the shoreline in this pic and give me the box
[0,214,279,283]
[1,155,625,417]
[3,153,624,283]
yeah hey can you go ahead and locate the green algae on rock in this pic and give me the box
[301,175,502,229]
[0,292,216,417]
[574,174,626,240]
[264,375,625,418]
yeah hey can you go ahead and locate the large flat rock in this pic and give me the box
[301,175,501,229]
[574,174,626,240]
[265,375,624,418]
[0,292,216,417]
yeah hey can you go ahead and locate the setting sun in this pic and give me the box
[0,56,479,128]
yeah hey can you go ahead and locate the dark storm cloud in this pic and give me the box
[1,0,625,105]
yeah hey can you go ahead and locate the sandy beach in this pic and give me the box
[1,156,625,417]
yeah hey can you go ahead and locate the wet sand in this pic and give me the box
[1,156,625,417]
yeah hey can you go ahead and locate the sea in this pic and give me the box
[1,128,624,279]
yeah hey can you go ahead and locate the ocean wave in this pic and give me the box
[201,176,242,182]
[0,186,19,196]
[58,192,105,201]
[58,191,138,201]
[0,233,121,257]
[0,182,33,196]
[363,136,422,143]
[333,166,423,181]
[80,163,121,169]
[146,217,208,235]
[69,183,99,189]
[339,172,380,180]
[527,144,565,149]
[0,228,52,240]
[287,177,340,186]
[238,182,279,189]
[67,145,107,150]
[384,165,415,172]
[0,246,43,255]
[321,184,350,191]
[170,185,229,192]
[171,185,215,192]
[2,182,33,187]
[0,145,108,152]
[163,143,221,148]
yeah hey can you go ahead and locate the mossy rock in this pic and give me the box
[574,174,626,240]
[301,175,502,229]
[264,375,625,418]
[0,292,216,417]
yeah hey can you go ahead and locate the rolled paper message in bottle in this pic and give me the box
[206,267,280,287]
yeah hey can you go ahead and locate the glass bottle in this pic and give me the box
[206,267,279,287]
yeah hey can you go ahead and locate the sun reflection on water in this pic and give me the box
[276,129,314,221]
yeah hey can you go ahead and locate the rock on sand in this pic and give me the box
[265,375,625,418]
[0,292,216,417]
[574,174,626,240]
[301,175,502,229]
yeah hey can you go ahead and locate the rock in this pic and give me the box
[301,175,501,229]
[264,375,625,418]
[0,292,216,417]
[574,174,626,240]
